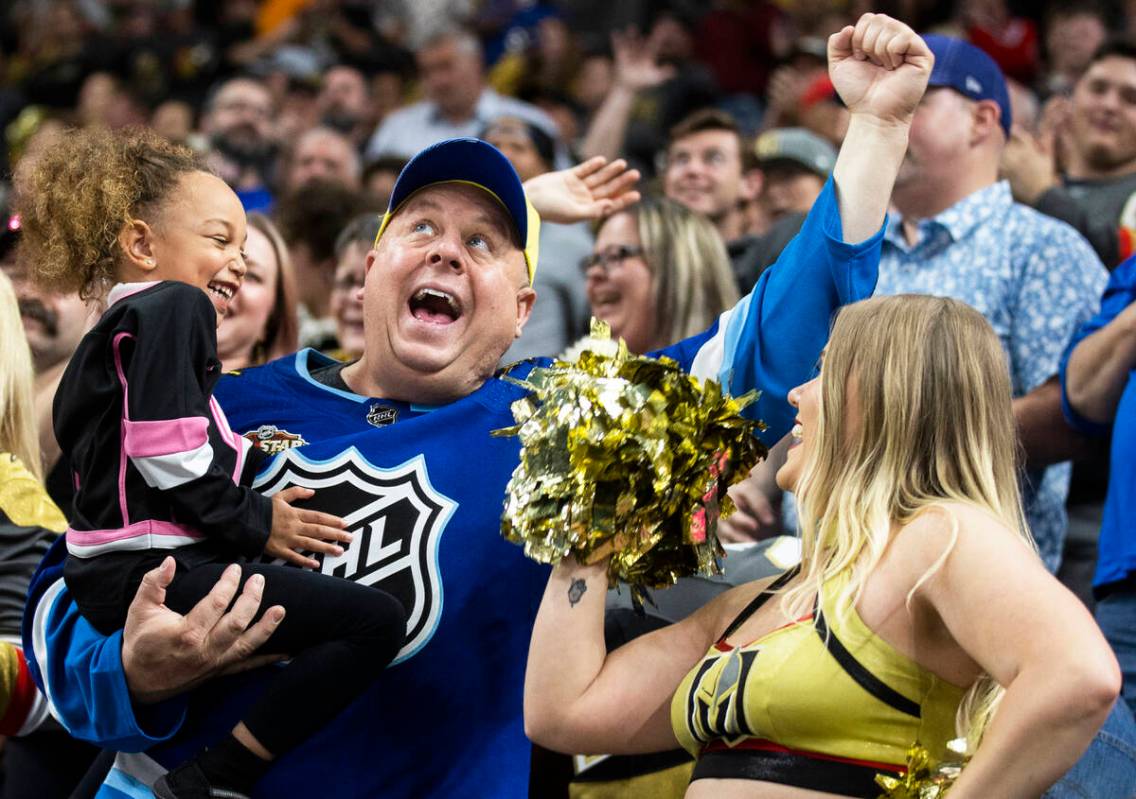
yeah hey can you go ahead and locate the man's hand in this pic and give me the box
[718,442,788,544]
[524,157,641,224]
[1002,126,1060,204]
[828,14,934,128]
[265,486,352,570]
[123,558,285,705]
[718,476,779,543]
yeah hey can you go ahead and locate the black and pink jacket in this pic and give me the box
[57,281,271,580]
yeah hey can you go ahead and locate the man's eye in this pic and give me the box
[468,234,490,251]
[413,221,435,235]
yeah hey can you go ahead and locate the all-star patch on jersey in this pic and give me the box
[242,425,308,454]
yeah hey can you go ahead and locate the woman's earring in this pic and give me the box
[144,257,156,266]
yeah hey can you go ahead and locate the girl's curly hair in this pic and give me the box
[13,127,204,300]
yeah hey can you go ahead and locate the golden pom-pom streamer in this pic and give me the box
[493,320,767,595]
[875,741,968,799]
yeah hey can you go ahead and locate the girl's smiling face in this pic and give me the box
[142,171,249,324]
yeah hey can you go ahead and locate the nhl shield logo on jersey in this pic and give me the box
[243,424,309,454]
[254,448,456,663]
[366,403,398,427]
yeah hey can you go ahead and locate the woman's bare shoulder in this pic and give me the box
[891,501,1030,578]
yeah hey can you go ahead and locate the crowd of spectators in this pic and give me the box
[3,0,1136,796]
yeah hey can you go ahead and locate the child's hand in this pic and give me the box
[265,486,352,569]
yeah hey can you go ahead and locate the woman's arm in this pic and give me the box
[525,556,765,755]
[915,505,1120,798]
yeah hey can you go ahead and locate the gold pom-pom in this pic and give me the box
[493,319,767,593]
[875,741,968,798]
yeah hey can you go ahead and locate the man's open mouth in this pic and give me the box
[409,288,462,324]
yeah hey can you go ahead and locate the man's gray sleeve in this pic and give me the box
[1035,186,1121,268]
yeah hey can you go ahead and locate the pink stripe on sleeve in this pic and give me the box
[209,396,245,481]
[66,520,204,548]
[124,417,210,458]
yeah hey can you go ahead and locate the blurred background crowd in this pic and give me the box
[3,0,1136,796]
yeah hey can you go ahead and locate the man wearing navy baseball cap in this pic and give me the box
[923,33,1013,138]
[877,33,1109,583]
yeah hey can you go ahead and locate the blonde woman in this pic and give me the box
[0,270,65,738]
[584,195,739,355]
[0,267,65,537]
[525,295,1120,798]
[0,271,47,486]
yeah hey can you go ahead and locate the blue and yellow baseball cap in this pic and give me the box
[374,138,541,283]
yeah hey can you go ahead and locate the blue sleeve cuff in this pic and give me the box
[1059,375,1112,438]
[819,177,887,302]
[41,591,188,751]
[100,630,189,750]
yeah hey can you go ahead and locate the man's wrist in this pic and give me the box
[845,110,913,137]
[123,653,167,705]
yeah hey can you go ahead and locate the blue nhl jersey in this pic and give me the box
[23,177,883,798]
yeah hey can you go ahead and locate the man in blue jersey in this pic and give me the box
[25,14,933,799]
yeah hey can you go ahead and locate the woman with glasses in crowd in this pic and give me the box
[582,195,738,355]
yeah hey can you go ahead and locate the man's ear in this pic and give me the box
[117,220,159,276]
[514,285,536,338]
[971,100,1003,146]
[357,249,380,302]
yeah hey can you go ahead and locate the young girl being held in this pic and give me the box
[15,127,407,799]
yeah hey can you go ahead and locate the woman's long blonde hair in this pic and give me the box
[0,271,43,480]
[785,294,1033,749]
[634,196,740,347]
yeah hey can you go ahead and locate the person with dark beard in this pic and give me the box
[200,76,279,212]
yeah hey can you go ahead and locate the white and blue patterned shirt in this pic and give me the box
[876,180,1109,571]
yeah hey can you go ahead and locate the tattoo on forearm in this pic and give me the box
[568,578,588,607]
